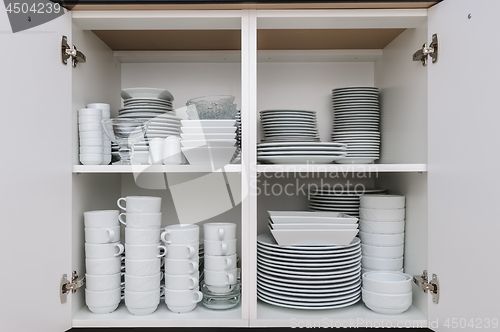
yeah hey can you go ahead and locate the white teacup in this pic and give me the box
[86,257,123,275]
[204,269,237,287]
[117,196,161,213]
[84,210,119,228]
[203,222,237,241]
[125,287,164,316]
[164,273,199,290]
[85,273,123,291]
[119,212,162,229]
[164,258,199,275]
[85,243,124,259]
[85,226,120,244]
[203,239,237,256]
[161,224,199,244]
[125,228,162,245]
[125,244,167,259]
[125,273,163,292]
[125,258,162,276]
[86,288,122,314]
[165,289,203,313]
[204,254,237,271]
[164,243,199,259]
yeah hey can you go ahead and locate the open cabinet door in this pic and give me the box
[428,0,500,330]
[0,9,72,332]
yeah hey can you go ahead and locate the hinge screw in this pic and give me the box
[468,14,472,19]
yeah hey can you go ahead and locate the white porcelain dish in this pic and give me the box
[359,220,406,234]
[360,194,406,209]
[121,88,174,101]
[358,231,405,246]
[258,291,361,310]
[359,208,406,221]
[181,126,236,134]
[181,146,236,166]
[269,222,358,230]
[257,253,362,269]
[258,155,345,164]
[268,211,358,224]
[181,133,236,140]
[180,139,236,147]
[270,227,359,246]
[361,244,404,258]
[181,120,236,127]
[361,256,404,271]
[362,272,412,294]
[361,288,412,313]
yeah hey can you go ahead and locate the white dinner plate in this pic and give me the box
[181,120,236,127]
[258,286,361,303]
[260,113,316,119]
[121,88,174,101]
[257,152,346,157]
[257,248,361,264]
[258,255,361,273]
[258,147,347,153]
[257,270,360,289]
[257,291,361,310]
[181,127,236,134]
[257,265,361,282]
[257,279,361,295]
[261,121,317,127]
[336,158,378,164]
[261,109,316,114]
[258,155,344,164]
[180,139,236,147]
[257,261,361,277]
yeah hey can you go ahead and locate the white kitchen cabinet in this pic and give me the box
[1,1,499,331]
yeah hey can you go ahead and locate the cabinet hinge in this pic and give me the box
[60,271,85,304]
[413,34,438,66]
[61,36,86,68]
[413,270,439,304]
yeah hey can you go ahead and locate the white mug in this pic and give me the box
[203,269,237,286]
[85,243,124,259]
[164,258,199,275]
[125,228,161,245]
[164,289,203,307]
[85,257,123,275]
[85,288,122,314]
[85,272,123,291]
[125,244,167,259]
[161,224,199,244]
[84,210,119,228]
[165,243,199,259]
[203,222,236,241]
[125,258,162,276]
[117,196,161,213]
[84,226,120,244]
[204,254,237,271]
[203,239,237,256]
[125,287,165,316]
[125,273,163,292]
[164,273,199,290]
[119,212,162,229]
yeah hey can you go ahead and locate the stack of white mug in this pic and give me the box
[78,103,111,165]
[118,196,165,315]
[84,210,124,314]
[203,223,238,294]
[161,224,203,313]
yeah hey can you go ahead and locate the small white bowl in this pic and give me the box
[80,139,104,147]
[361,256,404,271]
[362,288,412,313]
[80,154,103,165]
[362,272,412,294]
[79,131,103,139]
[360,194,405,209]
[359,220,405,234]
[87,103,110,112]
[362,267,404,275]
[78,115,102,124]
[359,208,406,222]
[80,147,103,154]
[79,123,103,132]
[78,108,102,117]
[364,303,411,315]
[361,244,404,258]
[359,231,405,246]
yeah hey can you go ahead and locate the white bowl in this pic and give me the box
[270,228,359,246]
[79,108,102,117]
[79,131,103,139]
[362,256,404,271]
[359,208,405,222]
[364,303,411,315]
[79,123,103,132]
[87,303,119,314]
[80,147,103,154]
[360,194,406,209]
[78,115,102,124]
[181,146,236,166]
[358,231,405,246]
[361,244,404,258]
[181,139,236,147]
[181,133,236,140]
[127,305,158,316]
[80,154,104,165]
[362,288,412,311]
[362,267,404,275]
[80,138,104,147]
[268,211,358,224]
[87,103,110,112]
[362,272,412,294]
[181,120,236,127]
[181,126,236,134]
[359,220,405,234]
[166,304,197,313]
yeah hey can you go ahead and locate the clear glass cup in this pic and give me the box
[102,118,150,165]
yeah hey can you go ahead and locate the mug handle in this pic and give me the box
[189,261,198,274]
[189,277,197,290]
[220,242,227,255]
[218,228,225,241]
[160,231,170,244]
[117,197,127,211]
[114,243,125,257]
[106,228,115,243]
[158,245,167,258]
[118,213,127,226]
[193,291,203,303]
[187,245,195,259]
[227,273,235,285]
[225,258,233,269]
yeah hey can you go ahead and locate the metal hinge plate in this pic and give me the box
[413,34,438,66]
[60,271,85,304]
[413,270,440,304]
[61,36,86,68]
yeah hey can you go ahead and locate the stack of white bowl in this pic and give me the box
[358,195,406,274]
[78,103,111,165]
[118,196,164,316]
[87,103,111,164]
[203,223,238,294]
[161,224,203,313]
[83,210,124,314]
[180,120,237,166]
[362,271,413,314]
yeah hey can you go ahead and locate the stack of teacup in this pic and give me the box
[84,210,124,314]
[118,196,165,315]
[161,224,203,313]
[358,195,406,274]
[78,103,111,165]
[203,223,238,294]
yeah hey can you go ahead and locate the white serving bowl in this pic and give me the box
[360,194,405,209]
[79,108,102,117]
[361,244,404,258]
[359,220,405,234]
[359,208,406,222]
[79,131,103,139]
[362,267,404,275]
[362,288,412,314]
[181,126,236,134]
[80,154,104,165]
[270,228,359,246]
[181,120,236,127]
[362,272,412,294]
[79,123,103,132]
[80,146,104,154]
[87,103,110,112]
[181,146,236,166]
[181,133,236,140]
[181,139,236,147]
[359,231,405,246]
[78,115,102,124]
[361,256,404,271]
[80,138,104,147]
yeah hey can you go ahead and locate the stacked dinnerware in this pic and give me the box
[257,233,361,310]
[362,271,412,314]
[257,142,347,164]
[83,210,124,314]
[180,120,237,166]
[79,108,105,165]
[231,110,242,164]
[358,195,406,274]
[118,196,164,315]
[260,109,320,142]
[87,103,111,165]
[161,224,202,313]
[331,87,381,164]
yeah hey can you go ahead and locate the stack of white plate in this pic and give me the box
[308,187,386,217]
[257,233,362,310]
[331,87,380,164]
[232,110,242,164]
[260,110,320,142]
[257,142,347,164]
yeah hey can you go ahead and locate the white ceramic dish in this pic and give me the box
[121,88,174,101]
[360,194,406,209]
[181,133,236,140]
[257,245,361,261]
[359,220,405,234]
[256,270,359,290]
[181,146,236,166]
[181,120,236,127]
[361,288,412,312]
[361,244,404,258]
[258,286,360,303]
[181,139,236,147]
[269,222,358,230]
[257,253,362,268]
[361,256,404,270]
[335,158,378,164]
[258,261,361,277]
[258,155,345,164]
[270,227,358,246]
[257,279,361,295]
[268,211,358,224]
[181,126,236,133]
[362,272,412,294]
[358,231,405,246]
[359,208,406,221]
[80,154,103,165]
[257,232,360,250]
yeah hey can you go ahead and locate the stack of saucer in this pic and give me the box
[260,110,320,142]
